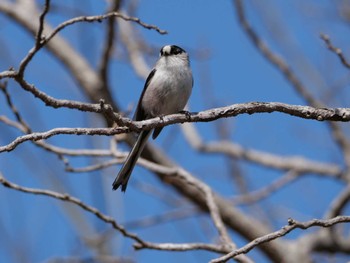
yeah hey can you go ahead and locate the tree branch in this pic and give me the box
[3,101,350,153]
[233,0,350,177]
[0,126,128,153]
[211,216,350,263]
[0,173,145,245]
[182,122,342,178]
[320,33,350,69]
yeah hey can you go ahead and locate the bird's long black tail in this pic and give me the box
[112,130,151,192]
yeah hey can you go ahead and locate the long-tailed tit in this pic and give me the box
[112,45,193,192]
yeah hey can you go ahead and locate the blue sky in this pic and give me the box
[1,0,350,262]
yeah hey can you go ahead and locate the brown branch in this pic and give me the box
[211,216,350,263]
[233,0,321,107]
[124,208,201,229]
[231,171,299,205]
[35,143,113,157]
[0,126,128,153]
[133,241,229,253]
[0,1,118,118]
[98,1,121,88]
[0,173,145,245]
[18,0,50,75]
[3,101,350,153]
[65,159,120,173]
[0,173,249,257]
[325,185,350,219]
[46,11,167,42]
[0,81,31,132]
[13,76,103,113]
[233,0,350,177]
[320,33,350,69]
[17,2,166,75]
[0,70,16,79]
[182,123,342,178]
[0,116,24,131]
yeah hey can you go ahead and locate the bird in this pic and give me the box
[112,45,193,192]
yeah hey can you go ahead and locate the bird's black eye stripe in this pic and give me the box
[171,45,184,55]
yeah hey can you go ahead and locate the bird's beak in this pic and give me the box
[162,45,171,56]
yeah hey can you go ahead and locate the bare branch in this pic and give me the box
[119,19,152,79]
[131,161,252,262]
[211,216,350,263]
[231,171,299,205]
[182,122,342,178]
[124,208,201,229]
[16,1,165,75]
[233,0,350,177]
[0,173,145,245]
[0,70,16,79]
[325,185,350,219]
[18,0,50,75]
[0,82,31,132]
[13,76,102,112]
[0,116,24,131]
[134,241,230,253]
[35,142,113,157]
[46,11,167,42]
[320,33,350,69]
[0,126,128,153]
[65,159,120,173]
[98,0,122,88]
[0,173,250,258]
[233,0,321,107]
[3,101,350,153]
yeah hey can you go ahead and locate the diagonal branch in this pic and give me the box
[0,173,246,257]
[98,0,122,88]
[320,33,350,69]
[233,0,321,107]
[233,0,350,175]
[0,173,145,245]
[18,0,50,75]
[182,122,342,178]
[211,216,350,263]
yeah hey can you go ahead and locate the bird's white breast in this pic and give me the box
[141,56,193,118]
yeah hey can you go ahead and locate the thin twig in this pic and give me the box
[0,173,145,245]
[210,216,350,263]
[0,173,245,256]
[182,123,342,178]
[15,1,165,78]
[320,33,350,69]
[45,12,166,46]
[0,126,128,153]
[231,171,299,205]
[325,185,350,219]
[0,82,31,132]
[36,0,50,46]
[65,159,120,172]
[18,0,51,75]
[233,0,321,107]
[98,1,121,87]
[233,0,350,177]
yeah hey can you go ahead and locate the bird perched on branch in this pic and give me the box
[112,45,193,192]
